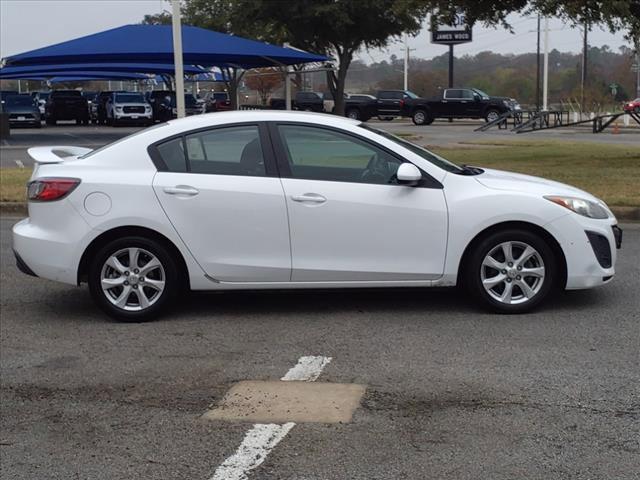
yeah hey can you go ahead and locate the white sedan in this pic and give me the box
[13,111,621,321]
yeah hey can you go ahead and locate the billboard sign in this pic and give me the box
[431,11,472,45]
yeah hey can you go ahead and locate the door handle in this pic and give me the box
[291,193,327,204]
[163,185,199,196]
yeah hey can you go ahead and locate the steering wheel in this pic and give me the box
[360,153,390,184]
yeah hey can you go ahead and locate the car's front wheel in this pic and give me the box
[88,236,179,321]
[464,229,558,313]
[485,109,501,122]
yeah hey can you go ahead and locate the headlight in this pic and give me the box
[544,196,610,219]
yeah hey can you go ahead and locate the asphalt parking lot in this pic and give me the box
[2,117,639,168]
[1,214,638,479]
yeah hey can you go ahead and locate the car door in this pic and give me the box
[377,91,402,116]
[270,123,448,282]
[441,89,466,117]
[152,123,291,282]
[460,89,482,117]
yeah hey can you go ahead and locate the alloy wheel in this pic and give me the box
[100,247,165,311]
[480,241,545,305]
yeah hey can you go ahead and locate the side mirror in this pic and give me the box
[396,163,422,186]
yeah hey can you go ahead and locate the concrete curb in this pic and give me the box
[1,202,639,221]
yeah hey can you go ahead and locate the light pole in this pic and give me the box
[403,34,415,91]
[542,17,549,111]
[171,0,185,118]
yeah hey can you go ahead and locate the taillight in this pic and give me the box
[399,99,405,108]
[27,178,80,202]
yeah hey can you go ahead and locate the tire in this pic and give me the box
[88,236,180,321]
[485,109,501,123]
[346,108,361,120]
[634,106,640,114]
[463,229,558,314]
[412,109,431,126]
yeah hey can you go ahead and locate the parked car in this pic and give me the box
[203,91,232,112]
[93,91,126,124]
[45,90,89,125]
[623,98,640,114]
[269,91,324,112]
[0,90,19,107]
[14,111,621,321]
[2,94,41,128]
[106,92,153,126]
[146,91,204,122]
[401,88,522,125]
[273,91,377,121]
[376,90,419,120]
[30,91,51,116]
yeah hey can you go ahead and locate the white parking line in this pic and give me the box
[281,355,332,382]
[208,355,332,480]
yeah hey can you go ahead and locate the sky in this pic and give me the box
[0,0,631,63]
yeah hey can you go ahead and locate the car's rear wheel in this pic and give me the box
[464,229,557,313]
[88,237,179,321]
[346,108,361,120]
[412,109,433,125]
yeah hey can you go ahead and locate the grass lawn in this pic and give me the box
[429,141,640,207]
[0,141,638,207]
[0,168,31,203]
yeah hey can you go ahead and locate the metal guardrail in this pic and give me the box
[476,109,639,134]
[514,110,639,134]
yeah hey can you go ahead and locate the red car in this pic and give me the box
[623,98,640,113]
[203,91,232,112]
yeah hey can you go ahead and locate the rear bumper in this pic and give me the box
[12,203,93,285]
[14,250,37,277]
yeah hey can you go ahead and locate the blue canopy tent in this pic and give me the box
[2,24,327,69]
[0,63,211,77]
[0,71,152,81]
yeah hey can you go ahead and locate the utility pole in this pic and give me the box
[403,34,415,91]
[581,21,588,112]
[536,15,541,111]
[542,16,549,111]
[448,45,454,88]
[284,43,292,110]
[171,0,185,118]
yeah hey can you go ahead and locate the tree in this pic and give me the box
[244,68,283,105]
[240,0,428,115]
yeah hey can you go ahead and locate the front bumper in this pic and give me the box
[545,213,620,290]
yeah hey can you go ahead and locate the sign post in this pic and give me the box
[431,11,472,90]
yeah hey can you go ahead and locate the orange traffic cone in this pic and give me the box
[613,121,620,134]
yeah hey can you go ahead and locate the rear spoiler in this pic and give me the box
[27,146,93,165]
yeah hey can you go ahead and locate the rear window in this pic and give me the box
[378,91,403,99]
[52,90,82,97]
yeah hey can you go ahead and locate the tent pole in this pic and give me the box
[171,0,186,118]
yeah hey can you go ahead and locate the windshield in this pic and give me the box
[405,91,419,99]
[472,88,490,99]
[359,124,464,174]
[115,93,145,103]
[6,96,34,107]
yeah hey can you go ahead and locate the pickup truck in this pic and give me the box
[399,88,521,125]
[270,91,377,121]
[44,90,90,125]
